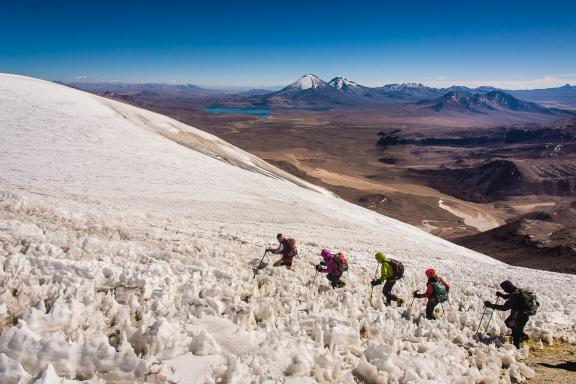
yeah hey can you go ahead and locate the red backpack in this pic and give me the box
[282,238,297,257]
[334,252,348,273]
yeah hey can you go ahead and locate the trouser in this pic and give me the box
[273,257,293,270]
[327,273,344,289]
[505,313,529,348]
[425,298,439,320]
[383,279,400,303]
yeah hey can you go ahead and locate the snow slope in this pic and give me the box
[0,74,574,383]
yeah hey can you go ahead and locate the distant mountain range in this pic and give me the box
[269,74,442,103]
[60,74,576,110]
[245,75,574,117]
[417,90,555,114]
[255,75,576,111]
[57,81,225,96]
[508,84,576,109]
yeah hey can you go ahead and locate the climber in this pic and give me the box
[315,248,347,289]
[266,233,297,270]
[484,280,539,348]
[370,252,405,306]
[413,268,450,319]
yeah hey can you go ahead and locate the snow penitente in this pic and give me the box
[0,74,574,383]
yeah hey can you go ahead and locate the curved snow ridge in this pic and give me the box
[0,73,328,196]
[98,97,328,195]
[0,191,574,383]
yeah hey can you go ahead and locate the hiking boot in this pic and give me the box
[397,299,405,307]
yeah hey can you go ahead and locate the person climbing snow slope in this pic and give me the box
[413,268,450,320]
[484,280,539,348]
[370,252,405,306]
[266,233,297,271]
[315,248,347,289]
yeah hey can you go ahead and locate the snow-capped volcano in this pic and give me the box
[292,74,326,90]
[275,74,329,96]
[328,76,360,91]
[273,74,373,101]
[0,74,574,383]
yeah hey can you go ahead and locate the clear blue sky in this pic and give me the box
[1,0,575,89]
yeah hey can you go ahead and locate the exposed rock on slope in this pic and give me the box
[417,160,576,202]
[456,202,576,274]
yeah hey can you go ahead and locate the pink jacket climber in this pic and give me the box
[319,248,342,277]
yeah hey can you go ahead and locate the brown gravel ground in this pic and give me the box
[526,341,576,384]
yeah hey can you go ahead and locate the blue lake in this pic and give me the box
[205,107,271,117]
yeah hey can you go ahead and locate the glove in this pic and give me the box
[320,261,326,266]
[484,301,493,308]
[412,291,419,298]
[315,264,323,272]
[370,279,381,286]
[496,292,505,298]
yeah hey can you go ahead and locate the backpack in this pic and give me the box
[388,258,404,279]
[282,238,297,257]
[520,288,539,316]
[433,280,449,303]
[334,252,348,274]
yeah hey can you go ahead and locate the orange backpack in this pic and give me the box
[334,252,348,273]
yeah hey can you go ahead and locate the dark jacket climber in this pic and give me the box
[484,280,536,348]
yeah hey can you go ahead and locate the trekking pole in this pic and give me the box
[253,250,268,279]
[475,297,500,337]
[475,306,487,337]
[409,297,416,310]
[485,297,500,332]
[369,263,379,303]
[441,303,445,317]
[312,270,319,286]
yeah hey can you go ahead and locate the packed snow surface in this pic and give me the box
[0,74,575,383]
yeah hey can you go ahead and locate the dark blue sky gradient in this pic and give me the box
[1,0,575,88]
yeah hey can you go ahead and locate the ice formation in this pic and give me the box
[0,74,574,383]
